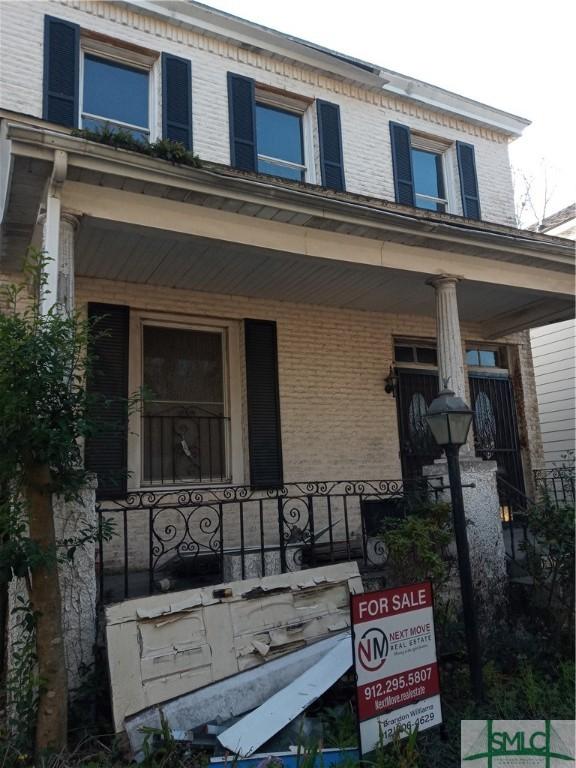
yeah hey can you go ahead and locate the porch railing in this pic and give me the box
[533,467,575,508]
[96,478,441,605]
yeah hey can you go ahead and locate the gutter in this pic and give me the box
[4,121,574,269]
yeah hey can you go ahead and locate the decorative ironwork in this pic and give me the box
[473,392,497,458]
[96,478,440,604]
[534,467,575,508]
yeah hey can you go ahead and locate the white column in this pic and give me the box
[39,208,78,313]
[429,276,466,400]
[57,213,78,311]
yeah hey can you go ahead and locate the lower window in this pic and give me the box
[141,324,231,485]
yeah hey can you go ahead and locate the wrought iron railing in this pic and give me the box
[96,479,440,605]
[533,467,575,508]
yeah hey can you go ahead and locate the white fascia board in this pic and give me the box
[116,0,384,88]
[122,1,529,136]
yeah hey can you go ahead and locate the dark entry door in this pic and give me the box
[396,369,525,506]
[468,374,526,503]
[396,369,441,481]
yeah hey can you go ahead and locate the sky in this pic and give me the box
[201,0,575,226]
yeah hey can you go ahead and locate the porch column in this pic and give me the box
[39,209,78,313]
[429,276,466,400]
[57,213,78,310]
[425,275,507,627]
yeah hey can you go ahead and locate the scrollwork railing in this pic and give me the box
[96,478,439,604]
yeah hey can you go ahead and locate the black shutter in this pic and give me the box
[85,304,129,499]
[227,73,257,171]
[317,100,345,191]
[244,319,283,489]
[457,141,481,220]
[43,15,79,128]
[389,122,415,206]
[162,53,193,150]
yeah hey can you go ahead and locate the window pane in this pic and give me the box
[415,195,446,213]
[142,326,228,485]
[479,350,497,367]
[412,148,445,207]
[81,116,148,142]
[84,54,149,128]
[416,347,438,365]
[256,104,303,165]
[466,350,480,366]
[394,345,414,362]
[257,158,303,181]
[143,326,223,404]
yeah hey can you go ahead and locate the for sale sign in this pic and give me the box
[351,582,442,753]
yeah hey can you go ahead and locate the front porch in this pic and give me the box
[2,115,574,609]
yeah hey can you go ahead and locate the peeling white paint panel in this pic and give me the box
[218,632,353,756]
[105,562,363,731]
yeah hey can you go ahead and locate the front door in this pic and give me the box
[468,373,526,506]
[396,368,525,507]
[396,369,441,481]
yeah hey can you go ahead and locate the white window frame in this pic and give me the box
[410,133,456,214]
[79,39,158,141]
[127,311,243,490]
[255,86,316,184]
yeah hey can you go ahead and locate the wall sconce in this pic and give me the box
[384,366,398,397]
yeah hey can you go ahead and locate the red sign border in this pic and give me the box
[350,581,443,755]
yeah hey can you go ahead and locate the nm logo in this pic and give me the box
[358,627,388,672]
[461,720,575,767]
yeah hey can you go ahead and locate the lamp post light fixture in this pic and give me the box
[425,385,484,702]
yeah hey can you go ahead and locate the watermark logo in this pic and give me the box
[461,720,575,767]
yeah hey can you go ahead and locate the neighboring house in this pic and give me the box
[0,0,574,611]
[529,205,576,472]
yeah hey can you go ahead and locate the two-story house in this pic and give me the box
[1,1,574,621]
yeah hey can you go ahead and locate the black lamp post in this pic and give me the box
[425,386,484,702]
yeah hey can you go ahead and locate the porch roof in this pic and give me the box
[1,115,574,335]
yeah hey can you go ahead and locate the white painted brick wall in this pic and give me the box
[0,0,517,225]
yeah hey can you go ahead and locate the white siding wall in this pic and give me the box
[530,319,576,467]
[0,0,517,226]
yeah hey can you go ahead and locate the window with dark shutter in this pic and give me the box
[228,73,257,171]
[456,141,481,220]
[317,100,345,191]
[389,122,415,206]
[85,304,129,499]
[43,15,80,127]
[244,319,283,489]
[162,53,193,150]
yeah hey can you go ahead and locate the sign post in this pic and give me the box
[351,582,442,753]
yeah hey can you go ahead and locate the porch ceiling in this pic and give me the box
[75,217,571,334]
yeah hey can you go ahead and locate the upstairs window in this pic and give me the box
[256,103,305,182]
[412,148,447,212]
[81,53,150,140]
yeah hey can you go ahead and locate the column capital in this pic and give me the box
[60,211,80,230]
[426,275,461,290]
